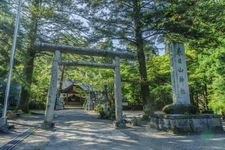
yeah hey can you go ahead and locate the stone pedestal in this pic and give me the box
[41,120,55,129]
[170,42,190,105]
[150,112,224,134]
[113,120,126,129]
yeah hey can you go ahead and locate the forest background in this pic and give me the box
[1,0,225,115]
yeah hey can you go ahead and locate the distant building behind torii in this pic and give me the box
[60,80,95,107]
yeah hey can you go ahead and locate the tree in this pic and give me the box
[79,0,163,114]
[73,0,225,115]
[152,0,225,47]
[0,0,24,105]
[18,0,89,112]
[18,0,40,113]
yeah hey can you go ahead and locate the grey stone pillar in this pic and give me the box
[43,50,61,128]
[169,42,190,105]
[86,90,94,111]
[114,57,125,128]
[102,85,109,115]
[55,91,63,110]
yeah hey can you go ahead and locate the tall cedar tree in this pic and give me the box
[18,0,89,112]
[80,0,225,114]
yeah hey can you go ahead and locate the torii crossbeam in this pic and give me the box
[34,42,136,59]
[60,61,116,69]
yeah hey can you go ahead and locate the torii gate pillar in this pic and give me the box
[42,50,61,128]
[114,56,126,128]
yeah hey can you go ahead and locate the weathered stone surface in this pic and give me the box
[55,93,63,110]
[169,42,190,105]
[113,119,126,129]
[41,121,55,129]
[126,117,142,126]
[44,50,61,126]
[114,57,123,123]
[150,112,223,134]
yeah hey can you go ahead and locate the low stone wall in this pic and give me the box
[150,112,224,134]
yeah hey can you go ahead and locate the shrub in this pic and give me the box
[201,110,214,114]
[142,112,150,121]
[162,104,198,114]
[29,100,46,110]
[95,104,115,120]
[94,104,105,118]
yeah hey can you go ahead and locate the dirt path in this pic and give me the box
[6,109,225,150]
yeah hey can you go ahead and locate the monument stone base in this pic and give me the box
[41,121,55,129]
[150,112,224,134]
[113,120,126,129]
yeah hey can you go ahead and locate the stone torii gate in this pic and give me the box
[34,42,136,128]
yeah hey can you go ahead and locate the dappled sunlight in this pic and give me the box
[3,109,223,150]
[53,122,138,145]
[178,139,193,143]
[209,137,225,141]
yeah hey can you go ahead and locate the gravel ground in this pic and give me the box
[0,114,43,147]
[1,109,225,150]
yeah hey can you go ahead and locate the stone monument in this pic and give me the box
[170,42,190,105]
[150,42,223,134]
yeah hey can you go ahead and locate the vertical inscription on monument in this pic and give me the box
[170,42,190,105]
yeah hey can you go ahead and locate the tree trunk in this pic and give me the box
[17,0,39,113]
[19,51,35,113]
[133,0,153,115]
[204,83,209,110]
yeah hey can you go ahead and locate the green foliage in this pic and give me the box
[95,103,115,120]
[121,62,141,105]
[185,43,225,114]
[0,1,14,81]
[29,99,46,110]
[208,47,225,114]
[30,54,52,105]
[142,112,150,121]
[30,5,55,18]
[147,55,172,110]
[155,0,225,48]
[1,0,225,115]
[95,104,107,119]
